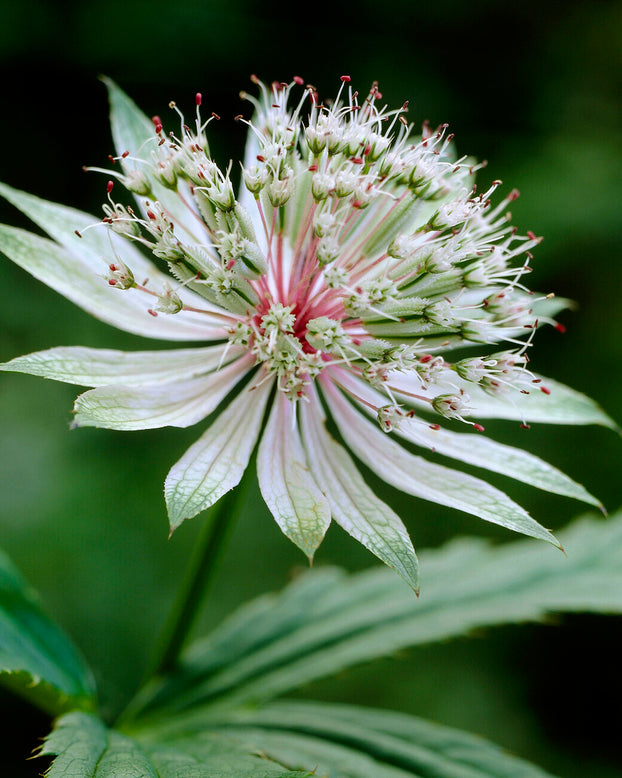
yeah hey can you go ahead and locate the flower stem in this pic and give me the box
[144,483,248,682]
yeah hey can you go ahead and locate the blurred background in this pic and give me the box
[1,0,621,774]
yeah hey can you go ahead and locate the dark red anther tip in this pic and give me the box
[555,322,567,333]
[293,75,304,85]
[195,92,202,106]
[340,75,351,82]
[540,386,551,395]
[473,423,485,432]
[106,180,114,193]
[527,230,537,240]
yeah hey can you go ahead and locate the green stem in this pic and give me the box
[144,484,248,682]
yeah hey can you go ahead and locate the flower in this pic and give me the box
[0,76,614,590]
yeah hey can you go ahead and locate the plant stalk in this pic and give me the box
[144,485,247,682]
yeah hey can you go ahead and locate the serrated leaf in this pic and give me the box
[129,512,622,718]
[132,700,557,778]
[42,711,314,777]
[0,548,96,715]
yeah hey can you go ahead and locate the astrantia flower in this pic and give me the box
[0,76,614,590]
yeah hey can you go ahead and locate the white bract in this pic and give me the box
[0,76,614,591]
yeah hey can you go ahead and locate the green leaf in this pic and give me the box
[131,700,557,778]
[130,512,622,718]
[0,548,96,715]
[41,711,314,777]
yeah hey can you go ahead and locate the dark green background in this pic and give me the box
[1,0,621,774]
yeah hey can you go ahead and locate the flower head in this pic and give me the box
[0,76,614,591]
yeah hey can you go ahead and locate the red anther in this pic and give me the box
[74,230,82,238]
[147,210,156,220]
[250,74,259,84]
[108,155,116,163]
[527,230,537,240]
[375,90,383,99]
[109,264,118,271]
[234,114,243,121]
[121,150,130,158]
[363,145,371,156]
[106,180,114,193]
[508,188,520,201]
[352,199,364,209]
[429,423,441,430]
[211,112,220,120]
[148,309,158,317]
[271,104,280,108]
[419,354,433,363]
[308,164,318,171]
[340,75,351,82]
[256,154,266,162]
[108,279,117,286]
[473,423,485,432]
[226,259,236,270]
[491,179,502,187]
[520,423,531,429]
[195,92,202,106]
[399,115,409,126]
[293,75,304,85]
[555,322,567,333]
[532,378,542,383]
[540,386,551,395]
[350,157,363,164]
